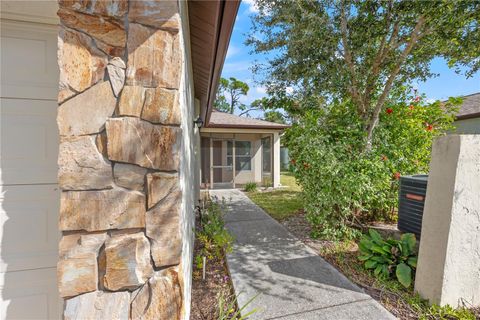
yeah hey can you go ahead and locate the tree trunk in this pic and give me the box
[363,16,426,152]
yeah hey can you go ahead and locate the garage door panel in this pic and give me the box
[0,98,59,185]
[0,184,60,272]
[0,20,58,100]
[1,16,61,319]
[0,267,61,319]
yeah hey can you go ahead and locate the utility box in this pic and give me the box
[398,175,428,239]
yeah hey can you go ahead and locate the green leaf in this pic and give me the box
[368,229,383,243]
[396,263,412,288]
[381,265,389,278]
[401,233,416,252]
[365,260,377,269]
[407,256,417,268]
[358,254,372,261]
[359,239,372,252]
[371,244,389,254]
[374,265,383,276]
[371,256,387,263]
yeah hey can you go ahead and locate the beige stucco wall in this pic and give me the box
[415,134,480,307]
[178,1,198,318]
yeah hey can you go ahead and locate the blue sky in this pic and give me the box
[221,1,480,115]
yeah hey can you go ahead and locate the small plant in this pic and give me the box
[358,229,417,288]
[418,303,476,320]
[195,198,234,267]
[244,182,257,192]
[404,293,477,320]
[217,291,258,320]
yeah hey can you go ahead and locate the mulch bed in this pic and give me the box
[280,209,337,252]
[279,211,480,320]
[191,216,236,320]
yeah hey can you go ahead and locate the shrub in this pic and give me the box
[244,182,257,192]
[285,93,459,239]
[196,198,233,266]
[358,229,417,288]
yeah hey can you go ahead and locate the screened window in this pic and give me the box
[227,141,252,171]
[261,137,271,173]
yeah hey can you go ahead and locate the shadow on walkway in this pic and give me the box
[210,189,395,320]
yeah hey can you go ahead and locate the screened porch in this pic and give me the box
[200,133,274,189]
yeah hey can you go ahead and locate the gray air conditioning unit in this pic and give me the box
[398,175,428,239]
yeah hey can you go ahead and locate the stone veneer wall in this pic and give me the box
[55,1,195,318]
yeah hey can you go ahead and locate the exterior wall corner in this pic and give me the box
[55,0,195,318]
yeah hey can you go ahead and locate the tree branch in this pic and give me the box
[364,15,426,151]
[364,0,395,111]
[340,1,365,115]
[238,107,262,116]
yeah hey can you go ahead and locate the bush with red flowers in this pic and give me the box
[285,92,459,239]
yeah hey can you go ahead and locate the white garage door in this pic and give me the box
[1,19,61,319]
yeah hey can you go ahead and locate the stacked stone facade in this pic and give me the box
[56,1,185,318]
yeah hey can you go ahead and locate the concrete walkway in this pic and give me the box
[210,189,396,320]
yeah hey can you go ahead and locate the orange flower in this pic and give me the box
[409,105,414,110]
[290,159,296,165]
[425,124,433,131]
[381,155,388,161]
[386,108,393,114]
[393,172,401,180]
[303,162,310,169]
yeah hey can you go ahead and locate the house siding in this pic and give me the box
[453,117,480,134]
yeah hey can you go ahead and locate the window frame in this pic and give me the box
[227,140,252,172]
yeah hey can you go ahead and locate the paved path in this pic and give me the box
[210,189,396,320]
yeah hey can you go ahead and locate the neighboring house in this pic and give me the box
[453,92,480,134]
[0,1,239,319]
[200,110,289,189]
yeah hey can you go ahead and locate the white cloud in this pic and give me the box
[425,98,438,104]
[222,61,251,74]
[226,45,241,59]
[255,86,266,94]
[240,87,267,105]
[243,0,259,13]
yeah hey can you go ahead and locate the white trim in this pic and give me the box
[1,1,59,25]
[201,127,285,134]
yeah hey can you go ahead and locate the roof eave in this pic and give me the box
[206,124,291,130]
[456,112,480,121]
[198,0,240,125]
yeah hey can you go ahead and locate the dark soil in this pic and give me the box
[279,211,480,320]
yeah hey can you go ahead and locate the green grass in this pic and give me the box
[246,173,303,221]
[279,172,302,191]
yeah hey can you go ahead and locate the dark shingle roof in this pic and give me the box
[206,110,290,129]
[456,92,480,120]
